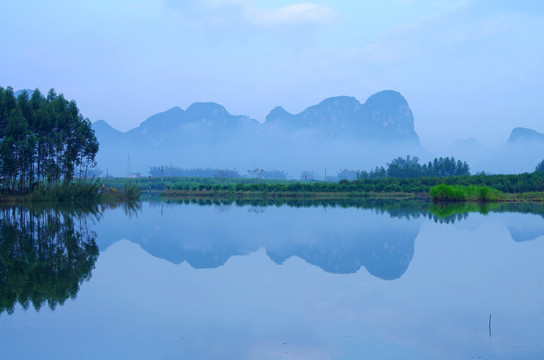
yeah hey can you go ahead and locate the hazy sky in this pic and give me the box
[1,0,543,149]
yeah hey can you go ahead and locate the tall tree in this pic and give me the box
[0,87,99,193]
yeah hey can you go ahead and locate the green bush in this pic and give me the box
[429,184,466,202]
[430,184,502,202]
[478,186,501,202]
[122,181,141,201]
[27,179,103,203]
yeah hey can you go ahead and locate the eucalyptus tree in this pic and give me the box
[0,86,99,193]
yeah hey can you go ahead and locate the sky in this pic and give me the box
[1,0,543,149]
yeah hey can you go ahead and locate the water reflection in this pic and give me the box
[428,202,544,223]
[4,199,541,315]
[428,202,544,241]
[95,199,544,282]
[3,200,544,359]
[95,201,424,280]
[166,197,430,219]
[0,206,100,314]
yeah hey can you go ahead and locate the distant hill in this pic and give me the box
[93,120,123,139]
[439,138,492,172]
[93,90,426,177]
[266,91,418,142]
[479,127,544,174]
[507,127,544,144]
[14,89,34,98]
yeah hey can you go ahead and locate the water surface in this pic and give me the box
[1,201,543,359]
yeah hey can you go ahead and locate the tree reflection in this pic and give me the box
[164,197,430,220]
[428,202,544,223]
[0,206,100,315]
[163,197,544,223]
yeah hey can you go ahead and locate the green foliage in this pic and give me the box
[104,169,544,201]
[357,155,470,179]
[102,176,297,192]
[107,171,544,199]
[0,86,99,194]
[429,184,502,202]
[27,179,103,203]
[121,181,141,201]
[429,184,466,201]
[467,185,501,202]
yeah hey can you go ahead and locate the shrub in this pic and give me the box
[430,184,502,202]
[122,181,141,201]
[429,184,466,202]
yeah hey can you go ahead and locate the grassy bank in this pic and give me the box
[104,172,544,194]
[429,184,544,203]
[0,180,141,204]
[95,172,544,204]
[160,182,544,204]
[161,188,428,201]
[429,184,502,202]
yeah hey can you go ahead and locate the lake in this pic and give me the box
[1,200,544,359]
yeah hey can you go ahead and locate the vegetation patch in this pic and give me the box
[0,179,141,205]
[430,184,502,202]
[0,87,98,193]
[161,188,426,202]
[27,180,103,202]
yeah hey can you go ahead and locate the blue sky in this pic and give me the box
[1,0,543,148]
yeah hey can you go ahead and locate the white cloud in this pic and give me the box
[162,1,334,35]
[204,0,251,8]
[246,3,335,26]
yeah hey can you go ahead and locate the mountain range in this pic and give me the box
[92,90,427,177]
[87,90,544,177]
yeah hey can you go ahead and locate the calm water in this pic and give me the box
[1,201,544,359]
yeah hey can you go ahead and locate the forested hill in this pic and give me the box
[93,90,426,177]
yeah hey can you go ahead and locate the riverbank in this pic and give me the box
[160,189,429,201]
[158,187,544,204]
[429,184,544,203]
[0,181,141,205]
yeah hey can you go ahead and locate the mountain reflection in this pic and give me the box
[265,224,417,280]
[94,199,544,281]
[0,206,100,314]
[96,200,424,280]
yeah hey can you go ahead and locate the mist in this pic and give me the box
[93,91,435,179]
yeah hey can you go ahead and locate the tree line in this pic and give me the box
[149,166,240,179]
[149,166,288,180]
[0,87,98,193]
[169,172,544,194]
[356,155,470,179]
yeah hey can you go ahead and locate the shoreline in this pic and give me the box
[157,189,544,203]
